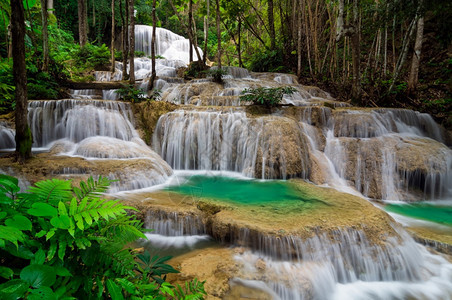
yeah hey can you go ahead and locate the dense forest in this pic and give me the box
[1,0,451,123]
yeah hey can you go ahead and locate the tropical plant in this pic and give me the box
[240,86,297,107]
[117,84,146,103]
[0,174,207,299]
[206,67,227,83]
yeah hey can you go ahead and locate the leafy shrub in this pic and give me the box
[135,51,146,57]
[247,49,286,73]
[117,85,146,103]
[0,60,15,113]
[184,61,208,79]
[206,67,228,83]
[0,175,207,299]
[240,86,297,107]
[75,43,111,69]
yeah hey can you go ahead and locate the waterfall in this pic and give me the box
[134,25,202,64]
[153,110,310,179]
[295,107,452,201]
[28,100,136,147]
[233,227,452,299]
[0,122,15,149]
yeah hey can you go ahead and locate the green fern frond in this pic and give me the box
[28,179,73,205]
[101,215,145,242]
[73,176,115,201]
[71,198,132,230]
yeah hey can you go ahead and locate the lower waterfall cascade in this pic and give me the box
[1,25,452,300]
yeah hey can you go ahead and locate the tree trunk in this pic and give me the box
[388,17,417,93]
[40,0,49,71]
[350,0,361,103]
[11,0,32,162]
[78,0,88,46]
[297,0,302,78]
[92,0,96,27]
[238,17,242,67]
[111,0,115,72]
[189,0,193,63]
[128,0,135,84]
[121,0,129,80]
[216,0,221,68]
[47,0,53,14]
[168,0,203,62]
[203,0,209,64]
[149,0,157,90]
[268,0,276,50]
[407,16,424,94]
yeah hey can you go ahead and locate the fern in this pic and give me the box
[73,176,113,201]
[28,179,73,205]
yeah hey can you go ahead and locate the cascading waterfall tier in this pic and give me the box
[1,99,174,192]
[293,106,452,201]
[28,99,136,147]
[232,227,452,300]
[153,110,310,179]
[0,122,15,149]
[137,206,452,300]
[134,25,203,64]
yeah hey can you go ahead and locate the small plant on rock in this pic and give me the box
[206,67,228,84]
[117,84,146,103]
[240,86,297,107]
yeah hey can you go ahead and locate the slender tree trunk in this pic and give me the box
[189,0,193,63]
[40,0,49,71]
[78,0,88,46]
[92,0,96,27]
[149,0,157,90]
[407,16,424,94]
[7,23,12,58]
[128,0,135,84]
[297,0,302,78]
[268,0,276,50]
[111,0,115,72]
[11,0,32,162]
[203,0,209,63]
[215,0,221,68]
[47,0,53,14]
[238,17,242,67]
[121,0,129,80]
[388,17,417,93]
[168,0,203,62]
[350,0,361,103]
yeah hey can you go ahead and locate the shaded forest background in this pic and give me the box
[0,0,451,126]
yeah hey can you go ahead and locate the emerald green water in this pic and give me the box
[385,203,452,226]
[166,175,321,207]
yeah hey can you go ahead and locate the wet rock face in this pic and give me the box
[0,149,173,193]
[327,136,452,200]
[153,110,311,179]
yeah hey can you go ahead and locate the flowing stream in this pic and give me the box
[1,25,452,299]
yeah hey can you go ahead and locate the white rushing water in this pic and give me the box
[140,203,452,300]
[153,110,310,179]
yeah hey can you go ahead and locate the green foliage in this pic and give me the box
[184,61,209,79]
[117,85,146,103]
[247,49,286,73]
[148,89,162,103]
[0,175,207,299]
[135,51,146,58]
[75,43,111,69]
[206,67,228,84]
[0,59,15,113]
[240,86,297,108]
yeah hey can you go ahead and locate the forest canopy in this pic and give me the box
[0,0,451,125]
